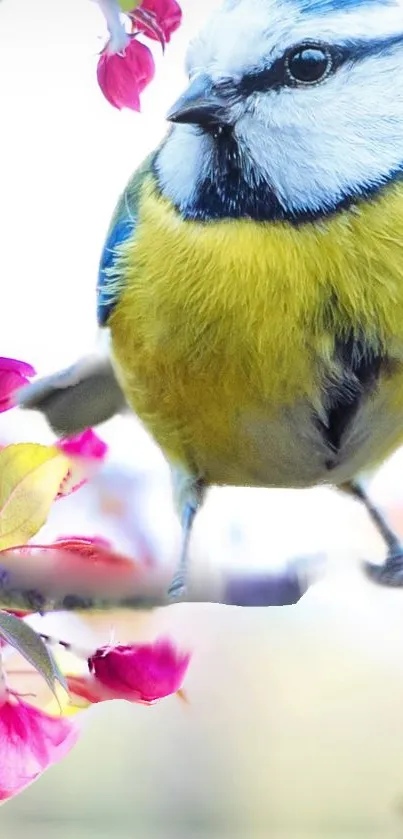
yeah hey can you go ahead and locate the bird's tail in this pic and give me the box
[15,354,128,436]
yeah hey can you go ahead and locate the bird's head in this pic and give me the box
[154,0,403,222]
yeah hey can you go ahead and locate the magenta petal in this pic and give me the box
[88,638,191,703]
[97,54,122,108]
[133,0,182,43]
[0,373,28,412]
[0,697,79,802]
[0,358,36,377]
[97,39,155,111]
[0,358,36,413]
[56,430,108,461]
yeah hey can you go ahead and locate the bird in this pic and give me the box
[17,0,403,595]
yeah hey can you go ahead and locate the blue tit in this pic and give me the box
[19,0,403,594]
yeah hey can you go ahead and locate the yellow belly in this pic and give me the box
[109,177,403,488]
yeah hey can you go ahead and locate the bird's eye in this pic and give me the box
[285,42,333,85]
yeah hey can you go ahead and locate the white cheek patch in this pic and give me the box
[158,49,403,218]
[156,127,214,210]
[237,50,403,213]
[159,0,403,217]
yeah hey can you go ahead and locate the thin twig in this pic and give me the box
[0,562,312,613]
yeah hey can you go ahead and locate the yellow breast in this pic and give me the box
[109,176,403,486]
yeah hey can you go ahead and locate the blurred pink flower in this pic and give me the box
[46,535,137,579]
[1,536,140,601]
[0,693,78,802]
[131,0,182,44]
[0,357,36,413]
[54,535,113,550]
[97,37,155,111]
[56,429,108,498]
[56,429,108,461]
[66,638,190,705]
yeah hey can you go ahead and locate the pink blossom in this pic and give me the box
[97,37,155,111]
[0,694,78,802]
[131,0,182,44]
[95,0,182,111]
[0,537,140,602]
[67,638,191,705]
[56,429,108,461]
[0,357,36,413]
[55,429,108,498]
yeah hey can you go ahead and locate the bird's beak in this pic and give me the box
[166,73,229,127]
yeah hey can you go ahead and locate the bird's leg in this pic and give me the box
[168,472,205,599]
[168,501,199,599]
[346,481,403,587]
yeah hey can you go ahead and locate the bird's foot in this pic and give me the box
[167,571,187,600]
[364,550,403,587]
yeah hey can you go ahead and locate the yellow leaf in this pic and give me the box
[46,688,87,718]
[118,0,141,11]
[0,443,69,550]
[45,650,89,718]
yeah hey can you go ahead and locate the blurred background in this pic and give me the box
[3,0,403,836]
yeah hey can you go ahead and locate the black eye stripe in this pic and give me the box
[232,32,403,96]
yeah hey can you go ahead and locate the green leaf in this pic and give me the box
[0,611,67,696]
[118,0,141,11]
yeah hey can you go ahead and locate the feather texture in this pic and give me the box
[107,172,403,488]
[97,155,155,325]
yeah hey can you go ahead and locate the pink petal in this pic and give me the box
[0,373,28,412]
[66,674,134,705]
[132,0,182,43]
[0,359,36,413]
[88,638,191,703]
[56,430,108,461]
[97,38,155,111]
[0,358,36,377]
[55,430,108,499]
[0,696,78,801]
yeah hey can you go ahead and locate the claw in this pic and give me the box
[167,574,187,600]
[363,554,403,587]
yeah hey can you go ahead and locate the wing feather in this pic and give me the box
[96,153,155,326]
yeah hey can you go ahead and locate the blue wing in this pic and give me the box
[97,216,136,326]
[97,155,156,326]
